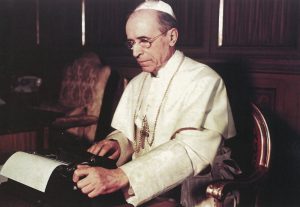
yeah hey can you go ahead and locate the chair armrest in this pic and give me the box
[52,115,98,129]
[206,166,268,201]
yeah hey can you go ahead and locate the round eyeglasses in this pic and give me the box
[125,30,168,50]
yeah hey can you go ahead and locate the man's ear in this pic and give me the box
[168,28,178,46]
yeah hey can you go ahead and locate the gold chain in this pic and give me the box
[133,75,148,152]
[133,55,185,152]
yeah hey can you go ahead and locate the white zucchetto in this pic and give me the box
[134,0,176,19]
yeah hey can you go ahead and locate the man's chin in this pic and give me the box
[140,66,156,73]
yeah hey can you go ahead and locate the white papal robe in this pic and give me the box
[109,50,236,206]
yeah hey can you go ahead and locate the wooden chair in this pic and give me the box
[36,52,112,151]
[205,103,271,207]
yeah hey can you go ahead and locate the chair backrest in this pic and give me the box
[59,52,105,108]
[95,69,129,139]
[58,52,111,141]
[251,103,271,171]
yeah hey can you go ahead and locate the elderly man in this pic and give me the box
[73,1,236,206]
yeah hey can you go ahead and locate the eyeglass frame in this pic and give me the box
[125,30,169,50]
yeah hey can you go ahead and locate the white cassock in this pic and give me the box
[109,50,236,206]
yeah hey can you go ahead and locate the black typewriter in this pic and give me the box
[0,148,127,207]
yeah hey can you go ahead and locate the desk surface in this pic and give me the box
[0,105,63,135]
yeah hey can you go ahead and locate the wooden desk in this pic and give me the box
[0,105,62,135]
[0,105,63,162]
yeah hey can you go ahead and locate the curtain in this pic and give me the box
[85,0,207,48]
[85,0,142,47]
[166,0,207,47]
[0,0,37,73]
[39,0,81,49]
[222,0,298,47]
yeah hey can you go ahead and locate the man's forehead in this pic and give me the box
[128,9,158,23]
[126,10,160,38]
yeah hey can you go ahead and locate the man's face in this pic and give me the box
[125,10,173,74]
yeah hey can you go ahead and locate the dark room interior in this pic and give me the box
[0,0,300,207]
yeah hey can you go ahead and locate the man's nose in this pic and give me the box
[132,44,143,58]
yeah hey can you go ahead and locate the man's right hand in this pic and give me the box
[87,139,121,160]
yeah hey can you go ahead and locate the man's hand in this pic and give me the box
[73,165,129,198]
[88,139,120,160]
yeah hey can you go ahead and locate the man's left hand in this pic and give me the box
[72,165,129,198]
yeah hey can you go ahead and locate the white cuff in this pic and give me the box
[106,130,133,166]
